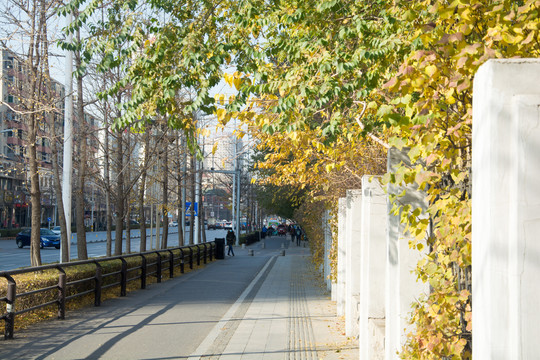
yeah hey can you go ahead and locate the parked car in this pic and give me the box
[224,221,233,230]
[170,221,178,227]
[16,228,61,249]
[277,224,287,236]
[51,226,61,235]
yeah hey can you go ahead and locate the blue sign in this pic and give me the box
[185,202,198,216]
[47,217,52,222]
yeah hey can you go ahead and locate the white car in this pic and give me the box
[224,222,233,230]
[51,226,61,235]
[170,221,178,227]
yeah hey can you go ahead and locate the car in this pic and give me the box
[277,224,287,236]
[51,226,61,235]
[224,221,233,230]
[16,228,61,249]
[170,221,178,227]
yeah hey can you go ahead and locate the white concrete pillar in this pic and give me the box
[337,197,347,316]
[359,176,387,360]
[472,59,540,360]
[385,148,429,359]
[345,189,362,338]
[323,209,332,292]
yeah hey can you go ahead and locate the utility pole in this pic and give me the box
[194,153,199,244]
[235,156,240,243]
[61,11,73,263]
[232,166,235,238]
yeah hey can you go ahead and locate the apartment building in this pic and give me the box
[0,48,100,229]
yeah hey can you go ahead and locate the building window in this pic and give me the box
[4,58,13,69]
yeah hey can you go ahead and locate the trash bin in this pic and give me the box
[215,238,225,259]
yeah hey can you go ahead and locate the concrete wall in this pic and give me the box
[337,197,347,316]
[472,59,540,359]
[359,176,387,360]
[385,148,429,359]
[345,189,362,338]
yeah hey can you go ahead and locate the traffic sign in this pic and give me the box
[185,202,198,216]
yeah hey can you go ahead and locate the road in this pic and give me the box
[0,227,231,271]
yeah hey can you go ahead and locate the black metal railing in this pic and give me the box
[0,241,215,339]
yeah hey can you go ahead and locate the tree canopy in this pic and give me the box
[67,0,540,358]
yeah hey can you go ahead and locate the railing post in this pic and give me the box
[4,275,16,340]
[120,258,127,296]
[203,243,207,264]
[94,261,102,306]
[58,269,66,320]
[167,250,174,278]
[140,254,147,289]
[197,246,201,266]
[189,247,194,270]
[208,242,213,261]
[156,252,162,283]
[179,248,185,273]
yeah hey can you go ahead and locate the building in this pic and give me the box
[0,48,101,229]
[0,49,63,228]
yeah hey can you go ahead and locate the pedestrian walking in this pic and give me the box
[295,227,302,246]
[226,230,236,256]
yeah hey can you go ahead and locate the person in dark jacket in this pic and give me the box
[295,227,302,246]
[226,230,236,256]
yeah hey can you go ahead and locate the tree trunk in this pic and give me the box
[43,16,68,262]
[200,202,206,243]
[125,132,131,253]
[181,134,187,246]
[27,0,42,267]
[114,128,124,255]
[125,193,131,253]
[161,127,169,249]
[75,24,88,260]
[104,91,113,257]
[156,199,161,248]
[29,120,42,267]
[139,131,150,252]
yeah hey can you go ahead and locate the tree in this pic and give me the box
[74,12,89,260]
[1,0,65,266]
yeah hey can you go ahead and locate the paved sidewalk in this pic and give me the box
[0,236,357,359]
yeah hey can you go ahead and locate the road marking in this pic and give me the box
[188,256,276,360]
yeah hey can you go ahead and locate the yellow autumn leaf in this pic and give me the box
[425,65,439,78]
[215,108,226,121]
[233,76,242,90]
[223,73,233,87]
